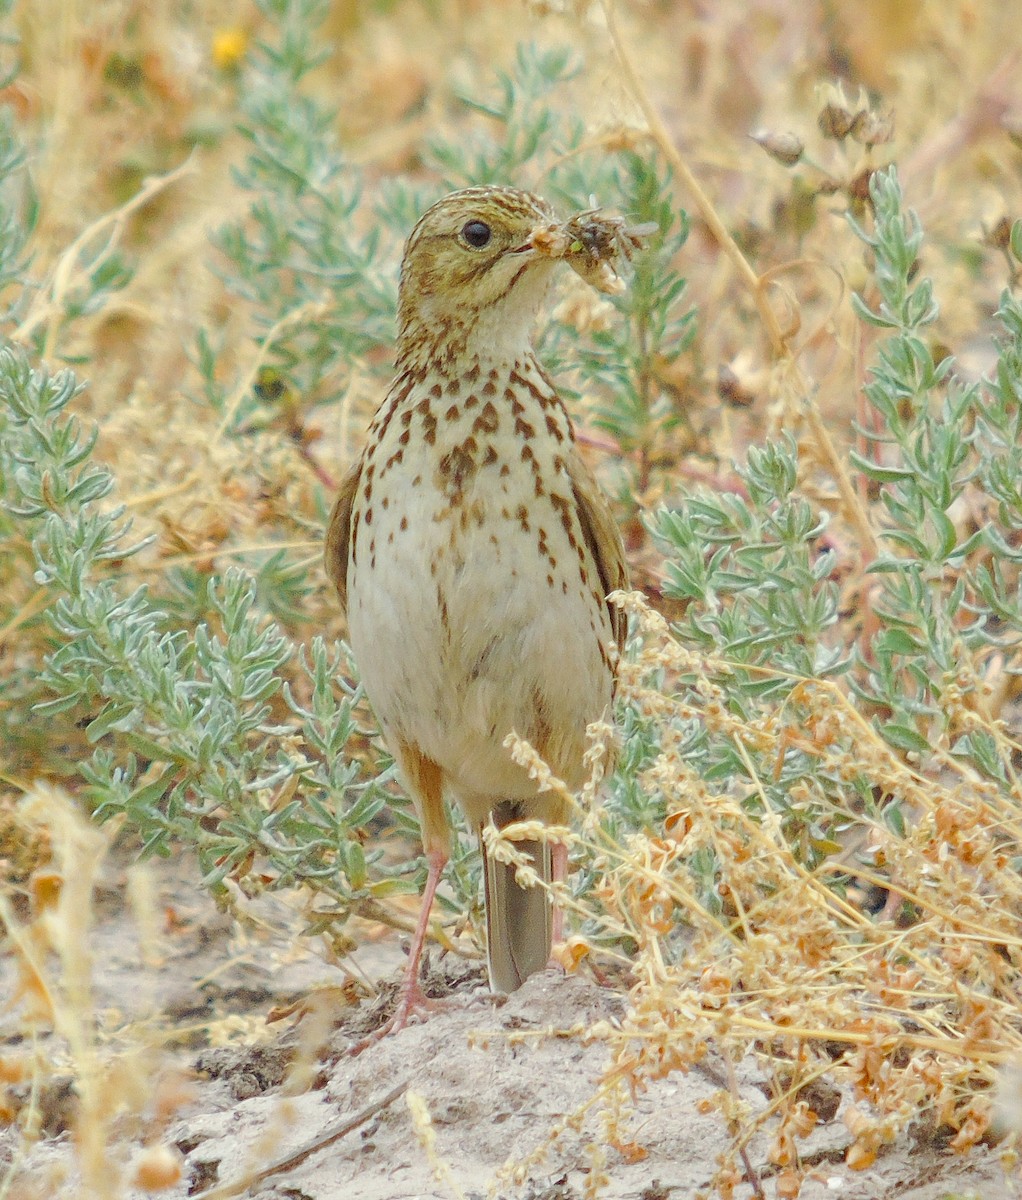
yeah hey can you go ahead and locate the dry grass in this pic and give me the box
[485,586,1022,1194]
[4,1,1022,1197]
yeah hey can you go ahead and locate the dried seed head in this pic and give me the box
[717,363,756,409]
[850,107,895,146]
[985,215,1014,251]
[750,129,805,166]
[818,101,855,140]
[848,166,878,210]
[817,80,870,141]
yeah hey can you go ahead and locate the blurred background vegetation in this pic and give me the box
[4,0,1022,1183]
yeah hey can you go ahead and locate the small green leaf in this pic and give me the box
[1010,219,1022,264]
[880,722,932,756]
[875,628,926,656]
[86,702,138,743]
[847,451,916,483]
[930,509,958,559]
[884,803,907,838]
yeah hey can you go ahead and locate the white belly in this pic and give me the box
[346,366,613,819]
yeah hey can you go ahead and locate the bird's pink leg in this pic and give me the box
[349,846,446,1055]
[350,747,451,1055]
[391,845,447,1028]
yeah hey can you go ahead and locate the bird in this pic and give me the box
[325,185,629,1034]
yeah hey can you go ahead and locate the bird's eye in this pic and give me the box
[461,220,492,248]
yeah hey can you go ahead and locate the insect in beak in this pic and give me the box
[514,210,659,293]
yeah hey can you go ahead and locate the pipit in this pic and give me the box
[326,186,644,1035]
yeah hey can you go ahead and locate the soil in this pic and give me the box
[1,851,1016,1200]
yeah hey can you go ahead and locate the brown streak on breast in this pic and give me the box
[473,401,500,434]
[545,414,564,442]
[436,437,480,499]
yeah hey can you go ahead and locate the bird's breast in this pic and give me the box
[345,357,614,797]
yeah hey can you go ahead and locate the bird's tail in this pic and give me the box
[482,814,552,994]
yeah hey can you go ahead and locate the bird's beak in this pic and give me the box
[514,221,568,258]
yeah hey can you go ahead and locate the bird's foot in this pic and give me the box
[345,979,443,1057]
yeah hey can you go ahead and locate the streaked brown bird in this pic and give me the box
[325,186,629,1032]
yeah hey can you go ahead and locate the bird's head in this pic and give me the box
[395,186,563,372]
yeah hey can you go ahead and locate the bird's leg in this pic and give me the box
[348,845,446,1056]
[393,844,446,1026]
[348,748,451,1055]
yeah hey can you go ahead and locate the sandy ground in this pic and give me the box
[1,851,1018,1200]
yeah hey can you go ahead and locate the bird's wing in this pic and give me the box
[566,447,629,657]
[323,462,361,619]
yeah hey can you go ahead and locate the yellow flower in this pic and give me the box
[212,28,247,71]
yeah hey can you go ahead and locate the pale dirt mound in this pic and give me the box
[1,855,1015,1199]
